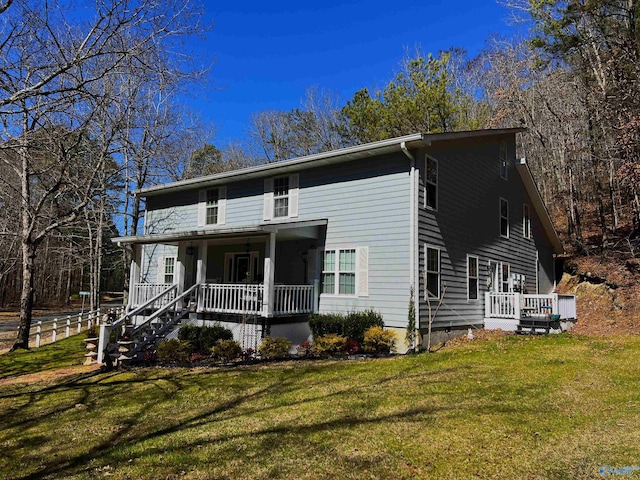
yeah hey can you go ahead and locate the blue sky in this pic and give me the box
[193,1,523,146]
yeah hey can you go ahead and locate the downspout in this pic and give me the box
[401,142,419,350]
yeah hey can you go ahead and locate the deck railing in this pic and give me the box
[130,283,175,308]
[485,292,577,320]
[274,284,315,315]
[200,283,263,315]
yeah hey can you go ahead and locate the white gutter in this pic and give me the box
[401,142,420,349]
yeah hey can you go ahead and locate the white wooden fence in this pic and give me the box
[27,307,125,348]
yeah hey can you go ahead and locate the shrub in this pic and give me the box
[344,339,360,355]
[308,309,384,345]
[259,336,292,359]
[212,339,242,363]
[313,334,347,356]
[157,339,191,363]
[178,324,233,354]
[362,326,396,354]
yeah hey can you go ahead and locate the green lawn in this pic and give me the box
[1,334,640,479]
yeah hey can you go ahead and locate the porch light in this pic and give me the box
[186,243,195,256]
[244,239,251,254]
[301,250,308,263]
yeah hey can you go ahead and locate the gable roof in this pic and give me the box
[138,128,525,197]
[515,159,564,255]
[133,127,563,255]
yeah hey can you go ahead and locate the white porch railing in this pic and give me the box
[274,284,315,315]
[130,283,175,308]
[485,292,577,320]
[200,283,263,315]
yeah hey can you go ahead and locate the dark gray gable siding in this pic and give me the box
[417,135,554,330]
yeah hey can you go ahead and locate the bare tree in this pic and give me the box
[0,0,208,350]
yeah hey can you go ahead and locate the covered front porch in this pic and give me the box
[119,220,326,318]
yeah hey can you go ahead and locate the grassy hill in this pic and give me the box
[1,334,640,479]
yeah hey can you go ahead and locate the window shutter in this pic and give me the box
[218,186,227,225]
[156,256,165,283]
[289,173,299,218]
[197,190,206,226]
[357,246,369,297]
[263,178,274,221]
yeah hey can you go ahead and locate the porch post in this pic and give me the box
[128,244,141,307]
[484,292,490,319]
[175,243,186,296]
[263,232,276,317]
[196,240,207,311]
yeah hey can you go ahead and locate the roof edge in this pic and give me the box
[515,159,564,255]
[139,128,526,197]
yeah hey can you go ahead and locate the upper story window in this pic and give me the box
[264,174,299,221]
[425,245,441,299]
[425,156,438,210]
[198,186,226,226]
[523,203,531,239]
[206,189,219,224]
[499,141,508,180]
[500,198,509,238]
[273,176,289,218]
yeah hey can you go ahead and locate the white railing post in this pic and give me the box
[514,294,521,319]
[484,292,490,318]
[552,294,559,315]
[52,319,57,343]
[35,321,42,347]
[77,314,82,334]
[97,323,110,364]
[65,317,71,337]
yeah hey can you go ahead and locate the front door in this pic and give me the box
[234,254,250,283]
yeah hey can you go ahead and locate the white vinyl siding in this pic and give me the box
[500,198,509,238]
[467,255,479,301]
[425,245,440,299]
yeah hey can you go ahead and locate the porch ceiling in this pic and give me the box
[112,219,327,245]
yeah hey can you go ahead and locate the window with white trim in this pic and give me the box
[467,255,479,301]
[273,176,289,218]
[206,189,219,225]
[523,203,531,239]
[163,257,176,284]
[425,156,438,210]
[500,198,509,238]
[321,248,363,296]
[500,141,508,179]
[198,186,226,226]
[425,245,441,299]
[501,262,510,293]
